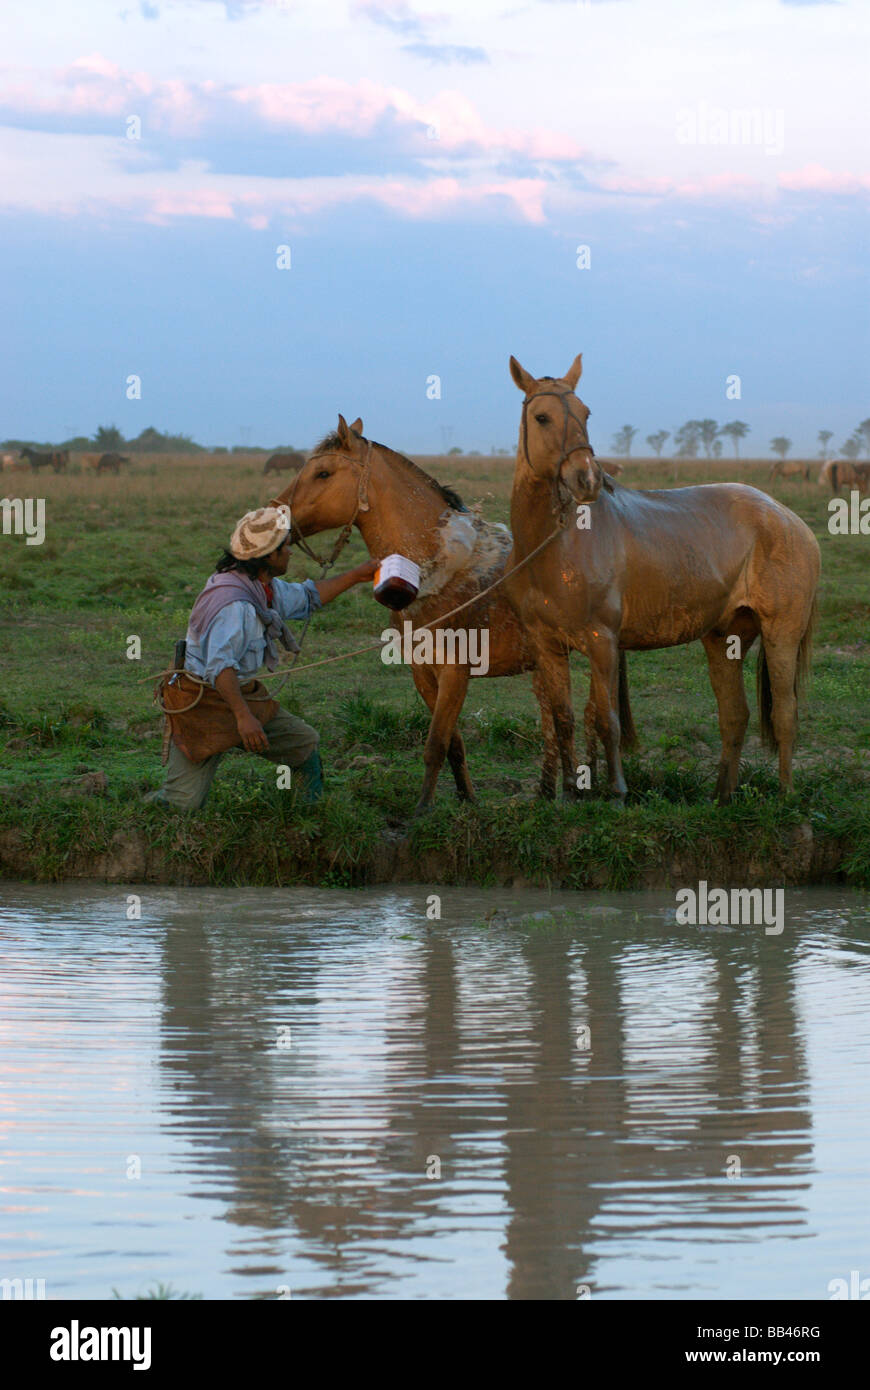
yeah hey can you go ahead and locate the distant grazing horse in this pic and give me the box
[21,446,66,473]
[1,452,28,472]
[769,459,811,481]
[270,415,636,813]
[263,451,306,476]
[95,452,130,474]
[819,458,869,494]
[504,354,820,803]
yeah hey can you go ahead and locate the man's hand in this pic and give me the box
[315,557,381,605]
[236,708,269,753]
[214,667,270,752]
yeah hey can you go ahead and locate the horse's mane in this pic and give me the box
[311,431,467,513]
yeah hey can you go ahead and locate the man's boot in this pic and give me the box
[297,749,323,803]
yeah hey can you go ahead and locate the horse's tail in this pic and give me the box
[756,595,817,752]
[756,644,775,751]
[796,593,817,697]
[618,649,638,752]
[831,463,839,493]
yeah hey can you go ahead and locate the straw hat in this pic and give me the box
[229,504,292,560]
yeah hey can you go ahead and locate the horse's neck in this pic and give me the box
[510,468,558,549]
[355,450,448,563]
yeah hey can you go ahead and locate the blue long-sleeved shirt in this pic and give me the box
[185,577,322,685]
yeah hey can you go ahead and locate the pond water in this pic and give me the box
[1,883,869,1301]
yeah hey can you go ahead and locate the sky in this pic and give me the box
[1,0,868,455]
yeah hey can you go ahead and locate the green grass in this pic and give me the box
[1,453,868,887]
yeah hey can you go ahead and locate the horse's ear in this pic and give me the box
[564,353,583,389]
[349,417,363,434]
[336,414,352,447]
[509,356,535,394]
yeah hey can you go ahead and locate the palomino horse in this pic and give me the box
[769,459,811,481]
[819,459,869,494]
[505,354,820,803]
[270,415,636,812]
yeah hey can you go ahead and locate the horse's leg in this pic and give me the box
[587,635,627,800]
[441,669,474,802]
[702,630,751,804]
[584,684,599,786]
[758,638,801,792]
[410,663,472,812]
[531,667,559,797]
[530,645,577,800]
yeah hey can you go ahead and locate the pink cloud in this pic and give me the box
[144,189,236,224]
[0,58,593,164]
[597,171,765,200]
[778,164,870,195]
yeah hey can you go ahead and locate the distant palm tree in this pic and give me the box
[817,428,834,459]
[712,438,723,459]
[611,425,638,457]
[698,419,719,458]
[841,434,862,461]
[721,421,750,458]
[646,430,669,458]
[770,436,792,460]
[674,420,702,458]
[858,418,870,458]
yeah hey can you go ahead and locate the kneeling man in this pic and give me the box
[149,504,376,810]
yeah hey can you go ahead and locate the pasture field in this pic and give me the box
[0,452,868,887]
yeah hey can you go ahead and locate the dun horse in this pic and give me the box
[769,459,811,481]
[819,458,869,494]
[271,415,635,812]
[505,354,820,803]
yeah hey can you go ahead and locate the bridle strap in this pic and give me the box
[283,437,373,570]
[521,386,596,478]
[521,386,598,517]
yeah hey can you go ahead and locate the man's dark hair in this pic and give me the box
[215,549,268,580]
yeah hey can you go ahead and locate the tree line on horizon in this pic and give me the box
[0,425,299,456]
[4,418,870,462]
[612,419,870,461]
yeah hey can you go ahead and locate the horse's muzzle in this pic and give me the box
[560,453,601,504]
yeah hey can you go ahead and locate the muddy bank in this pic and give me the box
[0,818,855,889]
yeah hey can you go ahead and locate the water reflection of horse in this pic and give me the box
[156,903,814,1300]
[505,355,820,803]
[271,415,636,813]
